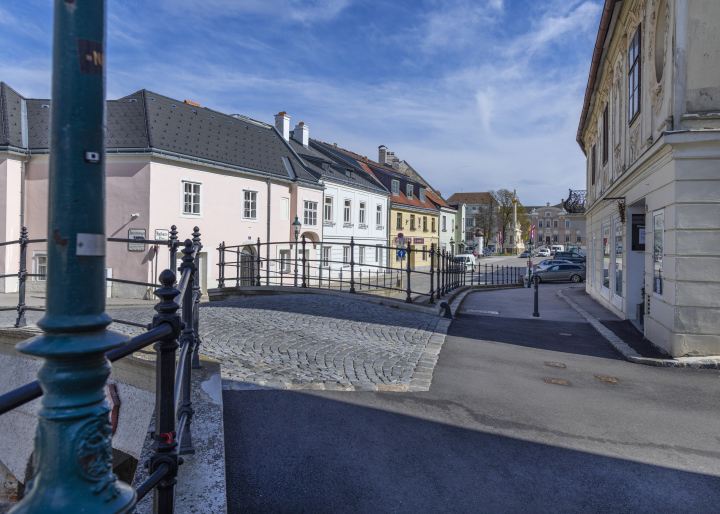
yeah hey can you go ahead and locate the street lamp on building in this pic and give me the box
[292,216,301,286]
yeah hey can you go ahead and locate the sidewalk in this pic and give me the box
[558,287,720,369]
[0,292,157,309]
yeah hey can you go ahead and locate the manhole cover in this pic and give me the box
[544,362,566,368]
[595,375,619,384]
[544,378,570,386]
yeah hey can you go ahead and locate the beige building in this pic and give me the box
[578,0,720,357]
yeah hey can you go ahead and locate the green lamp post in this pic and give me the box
[13,0,136,511]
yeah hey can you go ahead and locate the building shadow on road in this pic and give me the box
[449,313,623,361]
[198,293,439,330]
[223,389,720,513]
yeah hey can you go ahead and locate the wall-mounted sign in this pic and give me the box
[128,229,146,252]
[155,229,169,241]
[413,238,424,244]
[631,214,645,252]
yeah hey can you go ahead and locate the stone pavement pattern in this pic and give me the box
[0,294,445,392]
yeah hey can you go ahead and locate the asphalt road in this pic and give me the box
[223,287,720,513]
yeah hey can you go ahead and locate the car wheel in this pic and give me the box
[571,274,582,283]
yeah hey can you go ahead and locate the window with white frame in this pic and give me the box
[343,246,350,265]
[407,184,413,200]
[358,247,364,264]
[322,246,331,267]
[565,236,570,242]
[391,180,399,196]
[419,189,426,202]
[614,220,623,297]
[376,204,382,226]
[538,220,543,228]
[324,197,333,222]
[279,250,291,273]
[396,212,403,229]
[451,219,454,231]
[442,216,446,231]
[565,220,570,228]
[653,212,664,295]
[602,224,611,290]
[182,181,201,215]
[303,200,317,226]
[375,244,382,262]
[243,190,257,219]
[34,252,47,281]
[553,220,558,228]
[359,202,366,225]
[344,199,351,223]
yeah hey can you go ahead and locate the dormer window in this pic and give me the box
[419,188,426,202]
[391,180,399,196]
[407,184,413,200]
[545,212,551,217]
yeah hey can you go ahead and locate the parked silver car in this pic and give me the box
[534,259,573,271]
[533,263,586,283]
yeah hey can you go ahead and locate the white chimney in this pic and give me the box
[275,111,290,141]
[378,145,387,164]
[292,122,309,146]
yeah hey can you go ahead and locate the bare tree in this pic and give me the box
[472,199,498,248]
[491,189,531,252]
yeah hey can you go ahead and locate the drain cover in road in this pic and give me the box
[544,378,570,386]
[544,362,566,368]
[595,375,619,384]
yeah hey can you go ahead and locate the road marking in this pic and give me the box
[544,378,570,386]
[559,333,572,336]
[595,375,619,384]
[544,362,566,368]
[463,309,500,315]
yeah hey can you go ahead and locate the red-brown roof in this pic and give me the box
[446,192,496,205]
[426,190,451,209]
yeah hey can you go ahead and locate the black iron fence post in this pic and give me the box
[170,225,179,283]
[192,227,202,370]
[178,240,196,456]
[436,251,442,300]
[14,227,28,327]
[349,237,356,293]
[491,264,494,285]
[533,276,540,317]
[301,235,307,288]
[149,270,182,511]
[236,247,241,287]
[266,241,270,286]
[405,245,412,303]
[218,242,225,288]
[256,238,261,286]
[429,243,435,305]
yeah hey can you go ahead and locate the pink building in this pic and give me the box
[0,82,324,297]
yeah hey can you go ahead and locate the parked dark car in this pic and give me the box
[533,264,586,283]
[554,251,586,265]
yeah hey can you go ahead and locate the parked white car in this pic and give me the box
[455,254,476,270]
[535,248,550,257]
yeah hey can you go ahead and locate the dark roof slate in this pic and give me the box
[290,137,386,193]
[1,83,314,184]
[0,83,25,146]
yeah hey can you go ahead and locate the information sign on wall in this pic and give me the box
[631,214,645,252]
[155,229,169,241]
[128,229,146,252]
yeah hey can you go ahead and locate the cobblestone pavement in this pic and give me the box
[0,294,449,392]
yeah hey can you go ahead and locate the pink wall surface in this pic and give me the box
[17,154,324,294]
[0,158,22,286]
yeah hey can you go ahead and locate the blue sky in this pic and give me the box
[1,0,601,206]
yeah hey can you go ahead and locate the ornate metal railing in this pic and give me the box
[217,236,524,304]
[0,225,186,328]
[0,227,203,513]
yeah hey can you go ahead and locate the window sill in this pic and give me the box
[180,212,202,219]
[376,226,384,230]
[358,224,368,230]
[343,223,354,228]
[323,221,335,227]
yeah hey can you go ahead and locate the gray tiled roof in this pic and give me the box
[1,82,315,184]
[0,83,25,146]
[288,136,386,193]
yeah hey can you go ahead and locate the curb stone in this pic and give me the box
[557,289,720,369]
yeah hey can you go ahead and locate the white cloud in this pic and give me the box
[160,0,353,23]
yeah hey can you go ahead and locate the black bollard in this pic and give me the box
[533,276,540,317]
